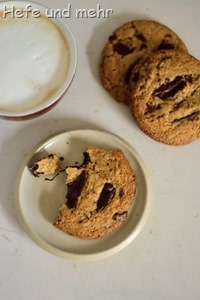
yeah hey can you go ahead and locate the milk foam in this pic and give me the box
[0,13,70,113]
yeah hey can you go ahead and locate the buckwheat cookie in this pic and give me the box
[129,50,200,145]
[100,20,188,104]
[54,147,136,239]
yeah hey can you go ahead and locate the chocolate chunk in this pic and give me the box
[135,33,146,42]
[145,104,155,114]
[185,75,193,83]
[83,151,91,165]
[109,34,117,42]
[118,188,124,198]
[157,40,175,50]
[66,171,85,209]
[97,183,115,211]
[31,164,40,176]
[171,99,185,112]
[172,111,199,125]
[153,76,186,100]
[140,44,147,50]
[45,173,59,181]
[113,211,128,220]
[113,43,134,56]
[145,103,161,114]
[157,114,165,119]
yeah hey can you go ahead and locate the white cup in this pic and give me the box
[0,1,77,120]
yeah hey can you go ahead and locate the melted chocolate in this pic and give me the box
[153,76,186,100]
[185,75,193,83]
[113,43,134,56]
[45,173,59,181]
[66,171,86,209]
[31,164,40,177]
[145,103,161,114]
[135,33,146,42]
[172,111,199,125]
[97,183,115,211]
[83,152,91,165]
[157,40,174,50]
[140,44,147,50]
[172,100,185,112]
[109,34,117,42]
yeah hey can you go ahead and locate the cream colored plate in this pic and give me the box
[14,129,151,260]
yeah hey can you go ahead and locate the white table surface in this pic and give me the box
[0,0,200,299]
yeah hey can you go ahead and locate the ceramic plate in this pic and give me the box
[14,129,151,260]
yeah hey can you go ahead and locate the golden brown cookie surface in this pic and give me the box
[129,50,200,145]
[100,20,187,104]
[54,147,136,239]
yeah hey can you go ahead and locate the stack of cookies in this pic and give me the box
[100,20,200,145]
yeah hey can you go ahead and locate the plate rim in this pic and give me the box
[14,129,152,261]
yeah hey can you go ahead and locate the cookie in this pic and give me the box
[129,50,200,145]
[54,147,136,239]
[32,154,60,176]
[100,20,187,104]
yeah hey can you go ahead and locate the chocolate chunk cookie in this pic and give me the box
[100,20,187,104]
[54,147,136,239]
[129,50,200,145]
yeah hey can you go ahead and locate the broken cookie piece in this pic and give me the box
[32,154,60,176]
[54,147,136,239]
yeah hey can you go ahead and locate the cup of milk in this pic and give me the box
[0,1,77,120]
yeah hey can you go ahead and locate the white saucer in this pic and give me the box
[14,129,151,260]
